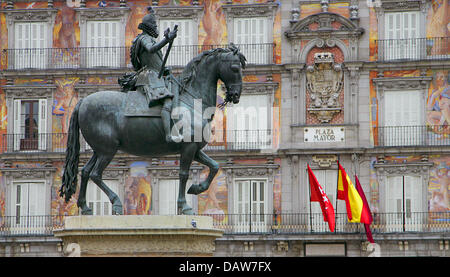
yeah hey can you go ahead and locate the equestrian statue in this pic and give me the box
[59,7,246,215]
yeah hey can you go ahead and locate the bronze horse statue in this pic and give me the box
[59,46,246,215]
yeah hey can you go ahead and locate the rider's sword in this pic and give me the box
[158,24,178,79]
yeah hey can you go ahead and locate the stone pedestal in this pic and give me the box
[53,215,223,257]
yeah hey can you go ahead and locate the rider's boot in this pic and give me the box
[162,98,183,143]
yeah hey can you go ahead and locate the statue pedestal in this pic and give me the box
[53,215,223,257]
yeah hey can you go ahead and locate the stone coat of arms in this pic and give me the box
[306,52,343,123]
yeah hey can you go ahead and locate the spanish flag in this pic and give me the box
[337,161,372,224]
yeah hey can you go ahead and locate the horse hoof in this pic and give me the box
[81,208,93,215]
[181,208,194,215]
[177,204,194,215]
[112,205,123,215]
[187,184,200,195]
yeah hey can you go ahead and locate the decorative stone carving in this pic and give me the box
[3,85,55,99]
[3,8,58,25]
[75,7,130,24]
[379,0,421,10]
[153,5,203,19]
[374,161,433,188]
[373,77,432,91]
[222,3,278,18]
[222,82,278,96]
[312,154,338,168]
[306,52,343,123]
[285,12,364,37]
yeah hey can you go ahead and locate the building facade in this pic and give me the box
[0,0,448,257]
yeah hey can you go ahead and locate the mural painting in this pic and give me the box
[124,161,152,215]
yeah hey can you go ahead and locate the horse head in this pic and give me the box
[218,44,246,104]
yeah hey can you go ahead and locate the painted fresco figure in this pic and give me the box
[124,7,182,143]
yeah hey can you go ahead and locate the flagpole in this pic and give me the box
[308,164,312,233]
[335,156,340,221]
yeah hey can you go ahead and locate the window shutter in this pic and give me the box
[386,176,403,214]
[87,21,120,67]
[234,17,268,64]
[404,176,421,214]
[13,99,22,151]
[159,19,194,66]
[15,23,32,69]
[159,179,177,215]
[30,22,47,68]
[38,99,47,150]
[384,90,423,146]
[28,182,46,216]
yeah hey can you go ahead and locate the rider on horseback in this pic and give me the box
[126,7,182,143]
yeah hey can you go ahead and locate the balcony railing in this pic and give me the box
[203,129,273,151]
[1,43,275,70]
[0,212,448,237]
[2,47,130,70]
[1,130,273,154]
[0,133,90,153]
[209,212,450,234]
[376,37,449,62]
[374,125,450,147]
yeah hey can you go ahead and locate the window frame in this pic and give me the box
[76,6,129,68]
[4,8,56,70]
[223,3,277,65]
[12,98,48,152]
[232,177,269,233]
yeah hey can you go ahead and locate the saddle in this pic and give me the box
[124,90,162,117]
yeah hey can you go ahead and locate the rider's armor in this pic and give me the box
[122,7,181,143]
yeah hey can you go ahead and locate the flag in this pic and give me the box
[337,161,372,224]
[354,175,374,243]
[307,164,335,232]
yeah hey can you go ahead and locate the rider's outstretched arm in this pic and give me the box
[141,28,177,54]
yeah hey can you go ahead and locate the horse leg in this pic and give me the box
[77,153,98,215]
[89,153,123,215]
[177,143,198,215]
[187,150,219,195]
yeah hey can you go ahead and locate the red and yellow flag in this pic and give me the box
[337,161,372,224]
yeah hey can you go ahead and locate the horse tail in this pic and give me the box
[60,99,83,203]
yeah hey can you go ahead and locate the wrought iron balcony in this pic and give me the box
[207,212,450,234]
[0,212,448,237]
[376,37,449,62]
[1,130,273,154]
[374,125,450,147]
[0,133,91,153]
[203,129,273,151]
[1,43,275,70]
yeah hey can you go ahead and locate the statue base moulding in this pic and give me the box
[53,215,223,257]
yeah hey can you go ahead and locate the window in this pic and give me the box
[159,19,195,67]
[14,22,47,69]
[158,179,193,215]
[86,20,121,67]
[233,17,270,64]
[383,90,423,146]
[9,182,46,235]
[386,175,423,231]
[233,179,268,233]
[86,180,119,216]
[384,11,419,60]
[226,94,271,149]
[13,99,48,151]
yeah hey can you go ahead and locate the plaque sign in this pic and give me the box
[304,127,345,142]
